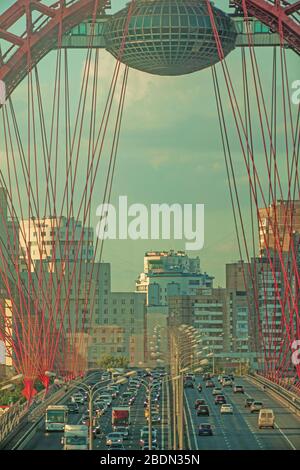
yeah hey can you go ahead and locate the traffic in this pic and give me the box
[43,367,167,450]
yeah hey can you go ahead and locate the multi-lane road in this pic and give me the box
[24,374,171,451]
[184,377,300,450]
[23,373,300,451]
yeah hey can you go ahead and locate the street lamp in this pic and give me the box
[0,373,23,388]
[74,379,115,450]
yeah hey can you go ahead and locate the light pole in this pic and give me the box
[170,325,202,450]
[0,374,24,405]
[75,377,126,450]
[0,373,23,389]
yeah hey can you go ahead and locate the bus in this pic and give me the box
[62,425,89,450]
[45,405,68,432]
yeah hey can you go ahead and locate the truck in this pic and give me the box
[112,406,130,430]
[61,424,89,450]
[45,405,68,432]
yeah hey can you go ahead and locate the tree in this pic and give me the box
[97,355,129,370]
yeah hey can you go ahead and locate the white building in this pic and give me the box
[19,216,94,272]
[136,250,214,363]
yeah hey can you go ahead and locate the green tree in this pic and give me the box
[97,355,129,370]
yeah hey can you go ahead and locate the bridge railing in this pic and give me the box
[1,371,100,449]
[247,372,300,416]
[0,383,63,446]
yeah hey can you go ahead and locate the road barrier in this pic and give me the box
[0,384,65,449]
[247,373,300,416]
[4,372,100,450]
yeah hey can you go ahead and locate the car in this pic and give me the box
[109,443,126,450]
[198,423,213,436]
[94,401,108,414]
[258,409,275,429]
[195,399,206,409]
[149,413,161,424]
[245,397,255,408]
[141,442,159,450]
[233,385,244,393]
[81,414,90,426]
[197,405,210,416]
[98,394,112,407]
[184,380,194,388]
[139,434,158,447]
[93,425,101,437]
[106,432,124,446]
[215,394,226,405]
[72,393,84,404]
[128,396,136,406]
[250,401,264,413]
[220,404,233,414]
[113,426,129,439]
[67,402,79,413]
[140,426,157,437]
[220,376,229,385]
[206,380,215,388]
[185,374,195,382]
[101,373,110,381]
[222,379,233,387]
[212,387,223,396]
[196,399,206,408]
[121,392,132,403]
[228,374,235,381]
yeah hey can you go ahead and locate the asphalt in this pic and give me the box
[184,376,300,450]
[23,374,300,451]
[24,375,170,451]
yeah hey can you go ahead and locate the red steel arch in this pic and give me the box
[0,0,299,100]
[231,0,300,53]
[0,0,107,98]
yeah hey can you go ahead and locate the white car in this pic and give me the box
[106,432,124,446]
[220,404,233,414]
[112,426,129,438]
[212,387,222,396]
[72,394,84,404]
[98,394,112,407]
[222,379,233,387]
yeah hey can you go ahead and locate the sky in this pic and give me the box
[0,0,299,292]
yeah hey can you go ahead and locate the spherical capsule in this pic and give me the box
[105,0,237,76]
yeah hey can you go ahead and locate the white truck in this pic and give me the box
[61,424,89,450]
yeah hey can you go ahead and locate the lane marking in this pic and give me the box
[242,377,299,450]
[184,392,199,450]
[274,423,296,450]
[161,379,165,450]
[166,380,172,450]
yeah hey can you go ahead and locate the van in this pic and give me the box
[258,408,275,429]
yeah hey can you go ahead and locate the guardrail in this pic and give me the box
[0,383,65,448]
[7,372,100,450]
[247,373,300,416]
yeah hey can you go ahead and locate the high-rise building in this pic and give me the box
[91,264,147,368]
[226,261,252,354]
[258,199,300,254]
[136,250,214,363]
[19,216,94,272]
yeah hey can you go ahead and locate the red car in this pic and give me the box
[205,380,215,388]
[215,394,226,405]
[195,399,206,409]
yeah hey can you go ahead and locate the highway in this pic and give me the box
[184,376,300,450]
[24,374,171,451]
[22,372,300,451]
